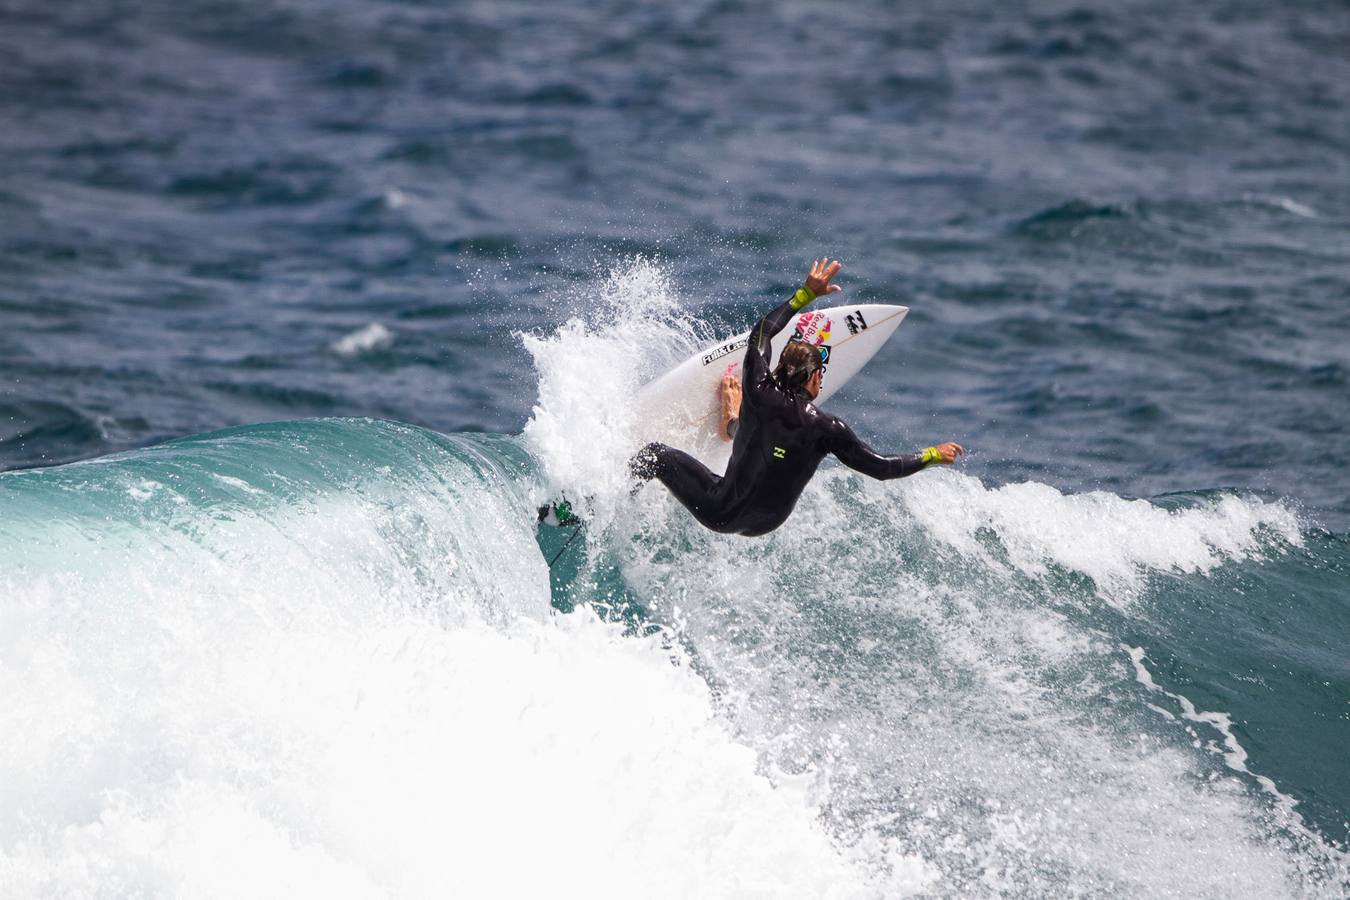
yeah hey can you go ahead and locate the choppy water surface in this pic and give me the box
[1,1,1348,897]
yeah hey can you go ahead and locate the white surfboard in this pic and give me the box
[634,304,909,468]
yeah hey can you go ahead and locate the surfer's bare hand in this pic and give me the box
[933,442,965,464]
[805,258,843,297]
[719,369,743,442]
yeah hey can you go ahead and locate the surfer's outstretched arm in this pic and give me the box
[741,258,843,391]
[823,418,964,480]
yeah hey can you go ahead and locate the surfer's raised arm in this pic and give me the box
[741,258,843,390]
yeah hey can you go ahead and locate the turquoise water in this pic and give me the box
[2,417,1345,896]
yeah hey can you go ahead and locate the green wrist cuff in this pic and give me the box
[790,286,816,310]
[921,447,942,465]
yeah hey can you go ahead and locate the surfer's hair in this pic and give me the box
[774,341,821,391]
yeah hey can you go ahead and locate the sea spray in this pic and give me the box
[521,257,710,527]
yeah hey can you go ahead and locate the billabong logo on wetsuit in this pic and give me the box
[702,338,749,366]
[773,446,786,459]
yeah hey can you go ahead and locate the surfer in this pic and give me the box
[630,258,964,537]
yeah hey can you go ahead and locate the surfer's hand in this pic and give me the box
[804,258,843,298]
[931,442,965,465]
[719,368,743,442]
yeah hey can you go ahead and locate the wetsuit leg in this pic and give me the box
[630,442,728,530]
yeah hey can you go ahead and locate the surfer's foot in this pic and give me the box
[719,367,742,442]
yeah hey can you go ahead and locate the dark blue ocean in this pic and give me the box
[1,1,1347,896]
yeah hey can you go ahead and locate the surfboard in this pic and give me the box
[634,303,909,468]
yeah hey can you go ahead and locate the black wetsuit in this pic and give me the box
[631,294,931,536]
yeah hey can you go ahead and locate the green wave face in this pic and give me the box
[0,417,549,626]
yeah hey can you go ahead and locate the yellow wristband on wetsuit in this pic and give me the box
[790,286,816,310]
[921,446,942,465]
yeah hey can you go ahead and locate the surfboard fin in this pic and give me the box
[536,496,582,528]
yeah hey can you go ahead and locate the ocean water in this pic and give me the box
[1,1,1348,897]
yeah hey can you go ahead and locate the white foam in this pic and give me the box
[1,604,889,898]
[211,473,265,495]
[331,323,394,357]
[894,470,1303,604]
[1243,193,1318,218]
[610,464,1337,895]
[521,257,704,525]
[126,478,161,501]
[0,466,893,898]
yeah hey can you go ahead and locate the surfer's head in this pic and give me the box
[774,342,824,398]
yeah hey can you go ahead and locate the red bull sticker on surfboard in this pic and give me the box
[793,311,832,346]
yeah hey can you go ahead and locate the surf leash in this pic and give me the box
[547,522,585,569]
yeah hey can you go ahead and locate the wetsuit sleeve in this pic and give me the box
[742,289,811,393]
[821,417,928,480]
